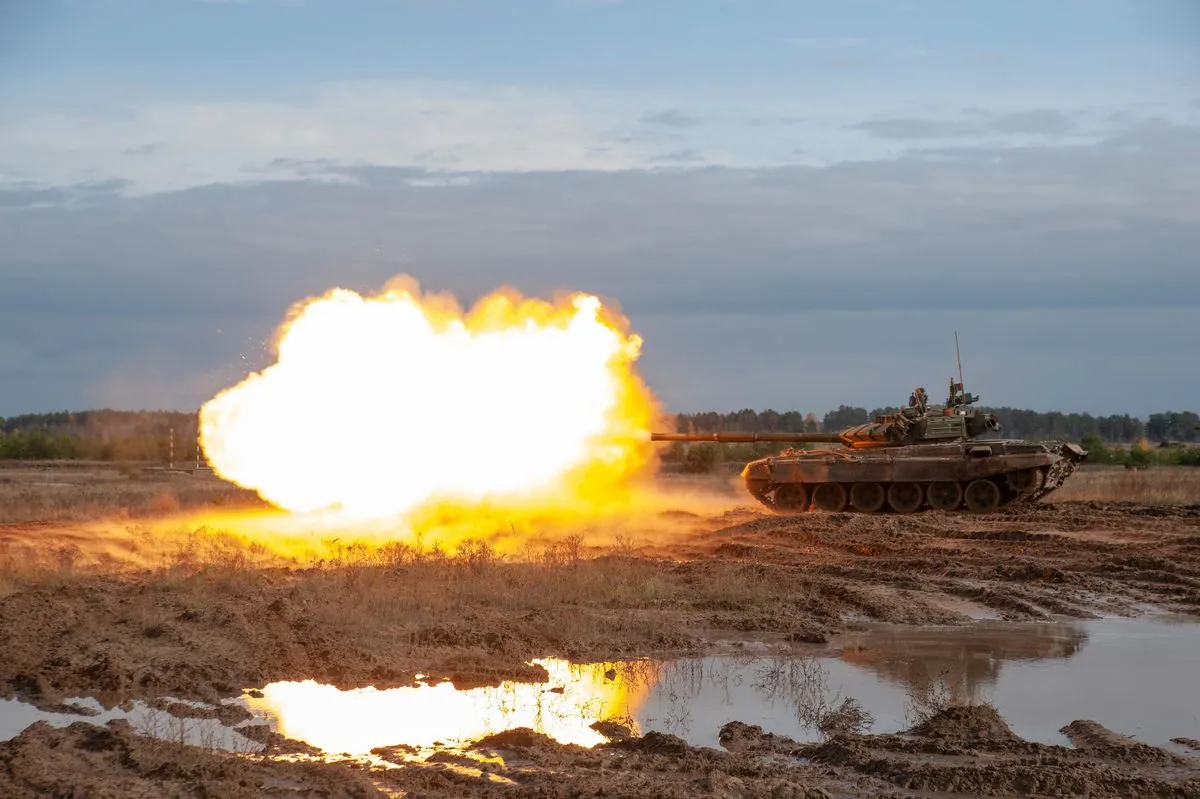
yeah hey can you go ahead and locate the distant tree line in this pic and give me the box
[671,407,1199,444]
[1,406,1197,465]
[0,410,201,462]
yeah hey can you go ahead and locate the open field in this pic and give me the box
[0,462,261,524]
[1049,464,1200,504]
[1,463,1198,796]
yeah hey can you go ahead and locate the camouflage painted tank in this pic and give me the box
[652,379,1087,514]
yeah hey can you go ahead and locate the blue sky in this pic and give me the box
[1,0,1198,417]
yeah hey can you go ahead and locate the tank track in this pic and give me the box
[748,461,1080,515]
[1024,442,1085,502]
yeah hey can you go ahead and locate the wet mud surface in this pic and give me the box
[1,498,1199,795]
[0,719,383,798]
[2,705,1197,798]
[724,705,1200,798]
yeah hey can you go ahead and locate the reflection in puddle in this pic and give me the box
[241,659,653,757]
[838,618,1089,715]
[243,617,1200,755]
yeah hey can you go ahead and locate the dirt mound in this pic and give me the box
[385,726,837,798]
[798,703,1200,799]
[907,704,1021,745]
[717,720,803,755]
[0,720,385,798]
[1061,720,1189,765]
[235,722,325,756]
[610,730,692,755]
[470,727,562,751]
[589,719,635,741]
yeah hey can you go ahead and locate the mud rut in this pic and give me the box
[676,500,1200,624]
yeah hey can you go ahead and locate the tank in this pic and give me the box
[651,378,1088,514]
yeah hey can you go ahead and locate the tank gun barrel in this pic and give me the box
[650,431,844,444]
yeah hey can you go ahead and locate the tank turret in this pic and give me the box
[654,377,1004,451]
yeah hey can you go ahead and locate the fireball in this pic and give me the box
[198,277,658,521]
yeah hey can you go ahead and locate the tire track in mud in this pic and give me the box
[697,501,1200,624]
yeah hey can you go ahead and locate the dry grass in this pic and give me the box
[0,505,790,629]
[289,536,790,650]
[0,465,261,524]
[1049,466,1200,505]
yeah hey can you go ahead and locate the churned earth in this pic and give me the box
[0,467,1198,796]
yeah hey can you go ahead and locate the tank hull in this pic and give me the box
[741,439,1086,514]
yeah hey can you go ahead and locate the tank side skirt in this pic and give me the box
[767,454,1053,484]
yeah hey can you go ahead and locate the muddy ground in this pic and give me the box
[3,498,1198,706]
[3,703,1198,797]
[1,470,1199,796]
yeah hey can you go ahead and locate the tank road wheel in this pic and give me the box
[850,482,886,513]
[927,480,963,511]
[812,483,849,512]
[773,483,809,513]
[964,478,1002,513]
[887,482,924,514]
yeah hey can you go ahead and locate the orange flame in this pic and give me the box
[198,277,659,526]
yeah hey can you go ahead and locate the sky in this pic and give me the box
[1,0,1198,418]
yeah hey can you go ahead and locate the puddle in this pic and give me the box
[240,659,646,759]
[241,617,1200,755]
[3,616,1197,759]
[0,696,264,752]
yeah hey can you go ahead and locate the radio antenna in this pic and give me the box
[955,331,964,387]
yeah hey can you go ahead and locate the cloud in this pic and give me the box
[5,77,1196,198]
[648,149,704,163]
[846,117,978,140]
[640,109,701,128]
[2,119,1198,415]
[0,178,129,210]
[848,107,1116,141]
[0,81,661,196]
[988,109,1075,135]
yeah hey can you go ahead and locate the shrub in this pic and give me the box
[682,443,722,474]
[1079,433,1112,464]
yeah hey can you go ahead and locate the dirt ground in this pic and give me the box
[1,465,1198,796]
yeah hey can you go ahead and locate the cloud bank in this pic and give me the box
[2,111,1198,417]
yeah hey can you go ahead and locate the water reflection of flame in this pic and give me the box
[240,659,655,756]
